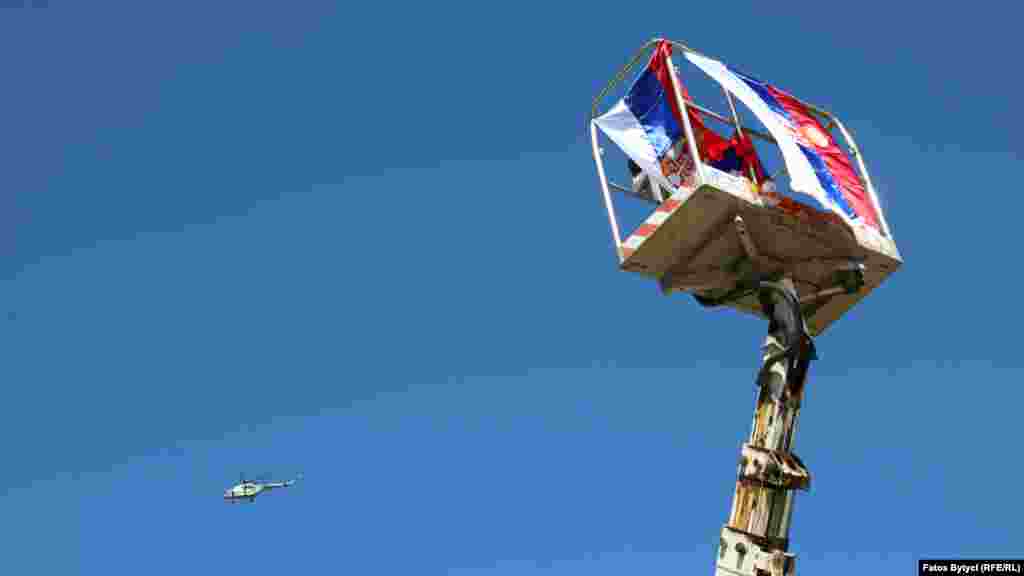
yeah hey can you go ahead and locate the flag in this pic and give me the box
[593,40,702,193]
[683,51,882,231]
[705,130,768,185]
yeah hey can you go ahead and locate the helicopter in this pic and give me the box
[223,473,302,503]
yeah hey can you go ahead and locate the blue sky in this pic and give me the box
[2,1,1022,574]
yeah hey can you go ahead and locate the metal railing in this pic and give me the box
[588,38,893,262]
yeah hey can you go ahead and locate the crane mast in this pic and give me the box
[715,275,814,576]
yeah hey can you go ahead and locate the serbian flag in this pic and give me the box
[593,40,705,193]
[684,51,882,231]
[705,130,768,184]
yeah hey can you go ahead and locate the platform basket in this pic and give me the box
[615,164,900,336]
[589,39,902,336]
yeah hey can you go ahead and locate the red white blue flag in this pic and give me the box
[684,51,882,232]
[593,41,701,193]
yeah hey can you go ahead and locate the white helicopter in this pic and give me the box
[223,473,302,503]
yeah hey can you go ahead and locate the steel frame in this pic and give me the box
[588,37,893,265]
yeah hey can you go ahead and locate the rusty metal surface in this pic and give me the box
[717,526,796,576]
[738,443,811,491]
[728,481,792,541]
